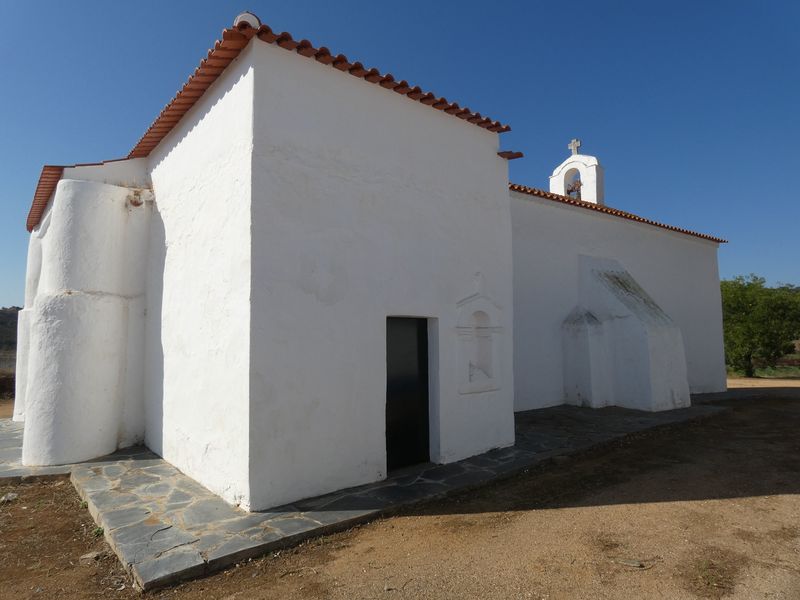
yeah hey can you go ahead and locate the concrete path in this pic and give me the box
[1,402,726,591]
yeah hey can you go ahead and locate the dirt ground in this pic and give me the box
[0,397,13,419]
[2,396,800,599]
[727,377,800,388]
[0,371,13,418]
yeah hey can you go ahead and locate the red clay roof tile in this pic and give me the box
[125,17,510,161]
[509,183,726,244]
[26,166,65,232]
[27,14,512,231]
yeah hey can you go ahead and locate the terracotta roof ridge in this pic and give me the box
[128,15,510,159]
[508,183,727,244]
[26,13,512,231]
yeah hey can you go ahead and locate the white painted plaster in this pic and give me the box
[12,309,31,422]
[23,292,128,464]
[62,158,149,190]
[456,287,503,395]
[549,154,605,205]
[21,179,152,465]
[13,223,47,422]
[16,30,727,512]
[143,47,255,507]
[233,11,261,28]
[511,190,727,412]
[562,256,690,411]
[248,39,514,509]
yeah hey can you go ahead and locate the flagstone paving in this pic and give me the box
[1,402,727,591]
[0,419,72,480]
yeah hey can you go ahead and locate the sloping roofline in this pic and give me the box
[26,13,511,231]
[27,165,65,231]
[509,183,727,244]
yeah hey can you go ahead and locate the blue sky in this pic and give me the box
[1,1,798,306]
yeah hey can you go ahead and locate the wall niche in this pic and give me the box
[457,276,502,394]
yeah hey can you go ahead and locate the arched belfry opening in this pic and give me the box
[549,139,604,205]
[564,168,582,200]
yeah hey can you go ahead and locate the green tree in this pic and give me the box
[720,275,800,377]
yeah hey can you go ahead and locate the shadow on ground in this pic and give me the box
[407,396,800,518]
[272,392,799,518]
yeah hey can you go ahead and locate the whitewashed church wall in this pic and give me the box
[20,179,151,464]
[12,308,31,422]
[14,222,46,422]
[62,158,149,189]
[144,48,256,507]
[562,256,691,411]
[15,156,151,430]
[248,40,515,510]
[511,191,726,412]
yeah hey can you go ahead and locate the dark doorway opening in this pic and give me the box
[386,317,430,471]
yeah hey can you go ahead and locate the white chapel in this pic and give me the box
[14,12,727,511]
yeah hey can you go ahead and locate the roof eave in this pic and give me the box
[27,14,512,231]
[509,183,727,244]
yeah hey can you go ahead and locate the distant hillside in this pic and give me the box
[0,307,20,349]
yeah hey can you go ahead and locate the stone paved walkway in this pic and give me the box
[1,402,727,591]
[0,419,72,480]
